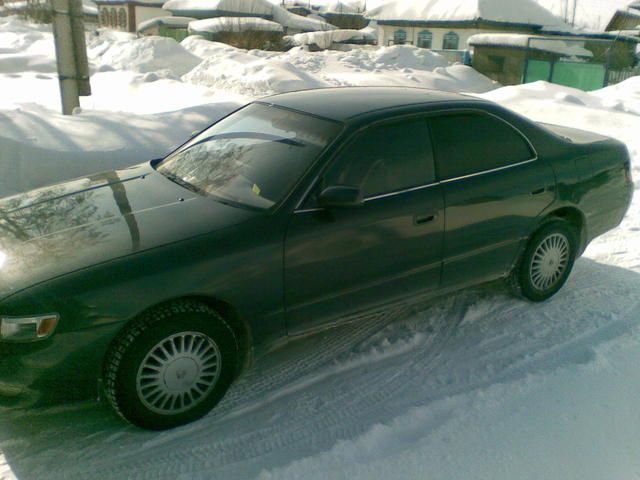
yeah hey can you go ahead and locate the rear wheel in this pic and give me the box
[103,300,237,430]
[510,220,577,302]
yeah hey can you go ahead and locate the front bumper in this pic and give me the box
[0,322,123,408]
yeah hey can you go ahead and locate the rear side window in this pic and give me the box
[325,119,436,198]
[430,113,534,180]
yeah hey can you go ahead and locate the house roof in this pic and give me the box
[319,1,362,16]
[163,0,336,31]
[366,0,570,30]
[137,15,195,31]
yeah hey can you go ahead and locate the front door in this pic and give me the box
[284,118,445,335]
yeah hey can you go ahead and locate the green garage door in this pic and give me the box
[551,62,606,91]
[525,59,606,91]
[524,59,552,83]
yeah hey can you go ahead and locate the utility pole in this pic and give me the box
[51,0,91,115]
[571,0,578,27]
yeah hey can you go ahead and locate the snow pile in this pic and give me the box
[184,53,329,96]
[0,15,56,73]
[189,17,284,35]
[89,33,202,76]
[182,40,495,96]
[367,0,571,30]
[0,103,240,196]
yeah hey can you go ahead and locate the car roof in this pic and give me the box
[258,87,487,122]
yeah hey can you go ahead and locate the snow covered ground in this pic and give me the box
[1,15,640,480]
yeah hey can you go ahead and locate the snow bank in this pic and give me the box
[183,40,495,96]
[0,103,240,197]
[185,54,329,96]
[89,33,202,76]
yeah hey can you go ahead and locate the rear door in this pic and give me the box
[429,110,556,288]
[284,118,444,335]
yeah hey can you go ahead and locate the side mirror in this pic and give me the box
[318,185,363,208]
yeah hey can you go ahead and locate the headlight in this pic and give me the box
[0,314,59,342]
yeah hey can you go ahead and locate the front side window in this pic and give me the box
[157,104,341,210]
[443,31,459,50]
[324,119,436,198]
[393,29,407,45]
[429,113,534,180]
[417,30,433,49]
[117,8,127,30]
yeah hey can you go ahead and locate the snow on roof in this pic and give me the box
[367,0,570,30]
[164,0,336,31]
[468,33,593,57]
[163,0,273,16]
[189,16,284,34]
[319,1,362,15]
[137,16,195,32]
[97,0,163,4]
[290,28,373,48]
[273,7,336,31]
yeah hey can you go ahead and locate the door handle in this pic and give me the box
[530,187,547,196]
[413,213,437,226]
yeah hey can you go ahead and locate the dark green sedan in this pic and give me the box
[0,87,633,429]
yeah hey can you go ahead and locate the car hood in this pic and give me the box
[0,162,257,301]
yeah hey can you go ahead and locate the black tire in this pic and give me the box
[103,300,238,430]
[509,219,578,302]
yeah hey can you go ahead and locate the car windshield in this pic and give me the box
[156,103,341,210]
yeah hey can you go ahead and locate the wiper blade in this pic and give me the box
[161,171,203,195]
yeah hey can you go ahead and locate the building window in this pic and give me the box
[417,30,433,49]
[443,31,459,50]
[393,29,407,45]
[488,55,506,73]
[117,8,127,30]
[109,8,116,27]
[100,8,108,26]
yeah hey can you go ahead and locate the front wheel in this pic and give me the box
[103,300,238,430]
[510,220,577,302]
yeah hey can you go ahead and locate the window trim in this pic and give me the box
[293,107,538,214]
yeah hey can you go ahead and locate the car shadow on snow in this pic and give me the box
[1,258,639,480]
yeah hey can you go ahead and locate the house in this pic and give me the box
[162,0,336,34]
[188,17,285,49]
[469,32,640,90]
[318,1,367,30]
[137,15,194,40]
[95,0,164,32]
[606,2,640,32]
[366,0,572,53]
